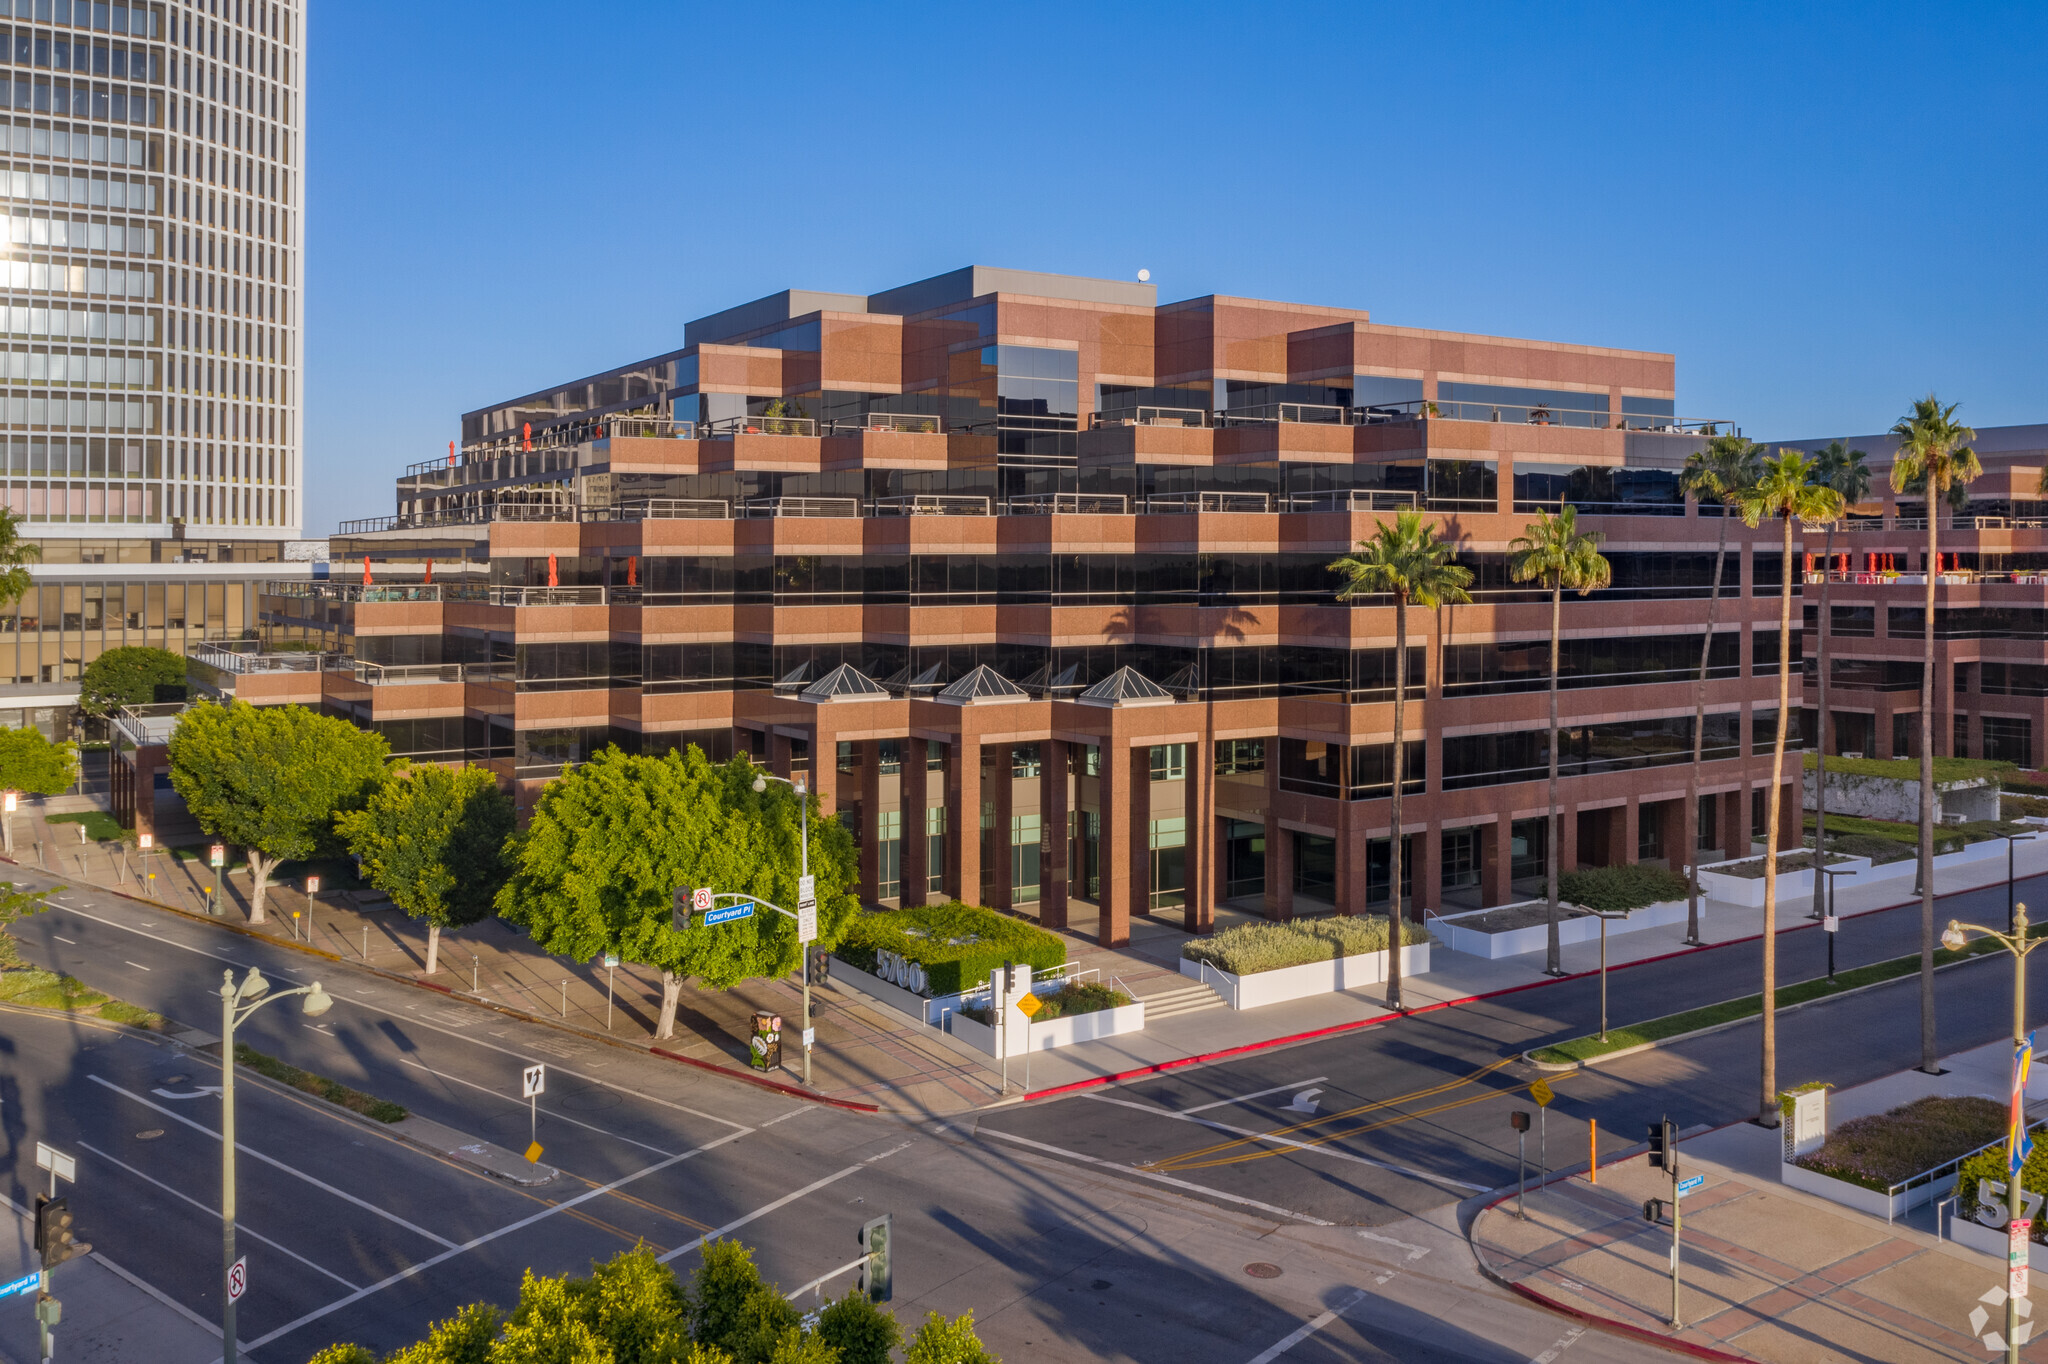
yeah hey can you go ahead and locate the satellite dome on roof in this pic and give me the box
[935,664,1029,706]
[799,663,889,703]
[1076,666,1175,708]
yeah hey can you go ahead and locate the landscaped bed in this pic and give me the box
[1558,864,1690,913]
[1959,1133,2048,1238]
[834,901,1064,997]
[959,980,1130,1025]
[1806,811,2036,862]
[1795,1095,2004,1193]
[0,963,169,1031]
[1713,850,1858,880]
[234,1043,408,1122]
[1182,915,1428,975]
[1437,902,1589,935]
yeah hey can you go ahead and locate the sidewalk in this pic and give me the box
[1471,1038,2048,1362]
[16,797,2048,1117]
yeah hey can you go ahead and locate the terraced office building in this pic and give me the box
[292,267,1799,946]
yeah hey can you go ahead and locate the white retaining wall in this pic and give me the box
[1177,944,1431,1010]
[1433,899,1691,960]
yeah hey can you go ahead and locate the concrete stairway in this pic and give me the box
[1140,980,1227,1020]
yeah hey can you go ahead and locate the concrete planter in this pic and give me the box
[1177,944,1431,1010]
[831,958,932,1021]
[1947,1211,2010,1261]
[942,1001,1146,1056]
[1433,899,1690,961]
[1780,1159,1939,1219]
[1850,839,2007,885]
[1696,856,1874,908]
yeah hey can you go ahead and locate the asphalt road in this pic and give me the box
[0,870,1682,1364]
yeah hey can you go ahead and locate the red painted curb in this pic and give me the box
[1018,887,1938,1101]
[5,857,878,1114]
[649,1047,880,1113]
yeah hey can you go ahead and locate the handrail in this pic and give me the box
[704,414,818,439]
[823,413,942,435]
[191,641,333,675]
[352,660,515,685]
[1090,405,1208,429]
[489,585,606,606]
[602,416,697,440]
[871,494,991,517]
[1144,490,1272,514]
[263,581,489,603]
[738,496,860,518]
[1284,488,1419,512]
[1004,492,1131,515]
[1216,401,1349,427]
[592,497,733,521]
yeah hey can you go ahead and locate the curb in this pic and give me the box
[1466,1183,1757,1363]
[11,862,883,1115]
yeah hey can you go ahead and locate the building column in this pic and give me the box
[808,729,837,819]
[988,745,1014,911]
[945,735,980,906]
[902,738,930,907]
[1130,747,1154,920]
[857,740,882,904]
[1262,751,1292,920]
[1333,802,1360,917]
[1720,790,1747,862]
[1621,800,1640,866]
[1416,821,1440,916]
[769,730,793,781]
[1041,740,1070,930]
[1558,803,1579,877]
[1778,779,1801,848]
[1481,818,1511,908]
[1186,747,1215,935]
[1099,738,1133,946]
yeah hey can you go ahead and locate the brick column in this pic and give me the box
[1263,752,1292,920]
[1482,818,1511,907]
[1130,746,1153,920]
[1333,801,1360,916]
[945,736,980,906]
[1187,745,1215,935]
[1558,805,1579,877]
[902,738,930,907]
[857,740,882,903]
[769,730,793,781]
[1778,779,1801,848]
[1416,821,1440,916]
[988,745,1014,911]
[1099,738,1134,946]
[1041,739,1070,930]
[808,729,836,818]
[1720,790,1747,862]
[1621,800,1640,866]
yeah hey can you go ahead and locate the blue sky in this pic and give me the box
[303,1,2048,532]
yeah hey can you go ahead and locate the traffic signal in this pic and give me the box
[857,1213,892,1303]
[33,1196,88,1270]
[1643,1197,1665,1225]
[1648,1117,1678,1176]
[807,946,831,986]
[1509,1110,1531,1133]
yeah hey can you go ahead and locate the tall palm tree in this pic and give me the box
[1330,510,1473,1011]
[1808,442,1870,922]
[1509,507,1611,976]
[1679,435,1763,944]
[1889,396,1980,1074]
[1736,450,1844,1127]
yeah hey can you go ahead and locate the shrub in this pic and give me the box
[836,902,1064,997]
[1959,1140,2048,1235]
[906,1310,999,1364]
[1796,1095,2004,1192]
[1181,916,1427,976]
[817,1287,901,1364]
[1557,863,1689,913]
[690,1239,768,1355]
[959,979,1132,1025]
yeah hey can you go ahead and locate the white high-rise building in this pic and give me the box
[0,0,309,696]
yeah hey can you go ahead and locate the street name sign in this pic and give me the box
[1678,1174,1704,1195]
[706,901,755,926]
[0,1272,36,1299]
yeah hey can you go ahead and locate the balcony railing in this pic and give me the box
[488,585,607,606]
[872,494,992,517]
[1090,406,1207,429]
[1004,492,1132,515]
[1145,490,1272,514]
[602,416,697,440]
[1804,570,2048,587]
[738,495,860,518]
[1217,402,1351,427]
[589,497,734,521]
[823,413,943,435]
[703,414,818,439]
[191,640,338,675]
[352,660,515,685]
[1284,489,1420,513]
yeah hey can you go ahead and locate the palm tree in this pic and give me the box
[1808,442,1870,922]
[1329,510,1473,1011]
[1889,396,1979,1074]
[1508,507,1611,976]
[1736,450,1844,1127]
[1678,435,1763,944]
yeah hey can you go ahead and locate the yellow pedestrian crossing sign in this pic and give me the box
[1530,1079,1554,1108]
[1016,991,1043,1018]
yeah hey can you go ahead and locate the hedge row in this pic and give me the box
[1182,915,1428,977]
[1557,863,1690,913]
[835,901,1064,997]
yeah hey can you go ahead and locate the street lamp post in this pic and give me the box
[1942,903,2043,1364]
[2007,833,2038,936]
[1588,906,1629,1042]
[217,967,332,1364]
[752,771,814,1086]
[1816,866,1850,983]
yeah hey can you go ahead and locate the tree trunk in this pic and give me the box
[247,850,274,924]
[1919,505,1940,1071]
[1761,511,1795,1127]
[1545,577,1563,976]
[1387,597,1407,1012]
[655,971,684,1040]
[425,923,441,976]
[1813,523,1835,921]
[1685,509,1733,945]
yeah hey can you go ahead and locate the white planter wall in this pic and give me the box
[1433,898,1691,960]
[1779,1159,1936,1219]
[942,1001,1147,1056]
[831,959,931,1021]
[1697,857,1873,909]
[1178,944,1431,1010]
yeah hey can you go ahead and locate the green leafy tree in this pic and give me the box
[1889,394,1980,1074]
[77,645,187,717]
[1807,441,1871,922]
[497,748,858,1039]
[166,701,390,923]
[0,508,37,612]
[1737,450,1843,1126]
[1678,434,1763,943]
[383,1303,503,1364]
[765,1326,838,1364]
[0,725,78,796]
[335,765,513,975]
[304,1348,377,1364]
[491,1267,612,1364]
[905,1311,999,1364]
[1328,510,1472,1010]
[815,1290,900,1364]
[1509,506,1612,975]
[689,1240,768,1354]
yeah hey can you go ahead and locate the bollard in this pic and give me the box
[362,925,370,962]
[1589,1118,1599,1184]
[559,979,568,1017]
[472,956,479,994]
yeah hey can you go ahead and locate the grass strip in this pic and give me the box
[233,1042,407,1123]
[0,965,171,1029]
[1533,932,2021,1065]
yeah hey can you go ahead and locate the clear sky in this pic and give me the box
[302,1,2048,533]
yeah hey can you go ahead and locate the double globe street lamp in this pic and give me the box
[217,967,333,1364]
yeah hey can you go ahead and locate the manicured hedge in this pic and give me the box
[835,901,1065,997]
[1182,915,1428,977]
[1557,863,1690,913]
[1797,1095,2002,1193]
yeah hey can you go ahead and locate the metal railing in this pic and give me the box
[602,416,697,440]
[1284,488,1419,512]
[738,495,860,518]
[823,413,943,435]
[1091,405,1208,429]
[264,581,488,603]
[872,494,992,517]
[591,497,733,521]
[1004,492,1131,515]
[191,640,334,675]
[1145,490,1272,514]
[352,660,514,685]
[703,414,818,439]
[1217,401,1350,427]
[488,585,607,606]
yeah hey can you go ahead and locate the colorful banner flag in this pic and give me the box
[2013,1032,2035,1177]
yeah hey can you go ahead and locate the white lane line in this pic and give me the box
[977,1128,1334,1226]
[244,1132,747,1351]
[759,1105,814,1128]
[52,935,74,944]
[1357,1229,1432,1261]
[1245,1286,1367,1363]
[47,900,252,968]
[77,1141,361,1290]
[1082,1094,1490,1193]
[392,1055,678,1158]
[1529,1324,1586,1363]
[656,1139,915,1264]
[123,960,152,971]
[1180,1077,1329,1115]
[89,1076,459,1249]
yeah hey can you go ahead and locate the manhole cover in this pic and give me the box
[1244,1262,1283,1280]
[136,1129,165,1140]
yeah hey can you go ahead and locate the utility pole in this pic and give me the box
[1649,1116,1682,1327]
